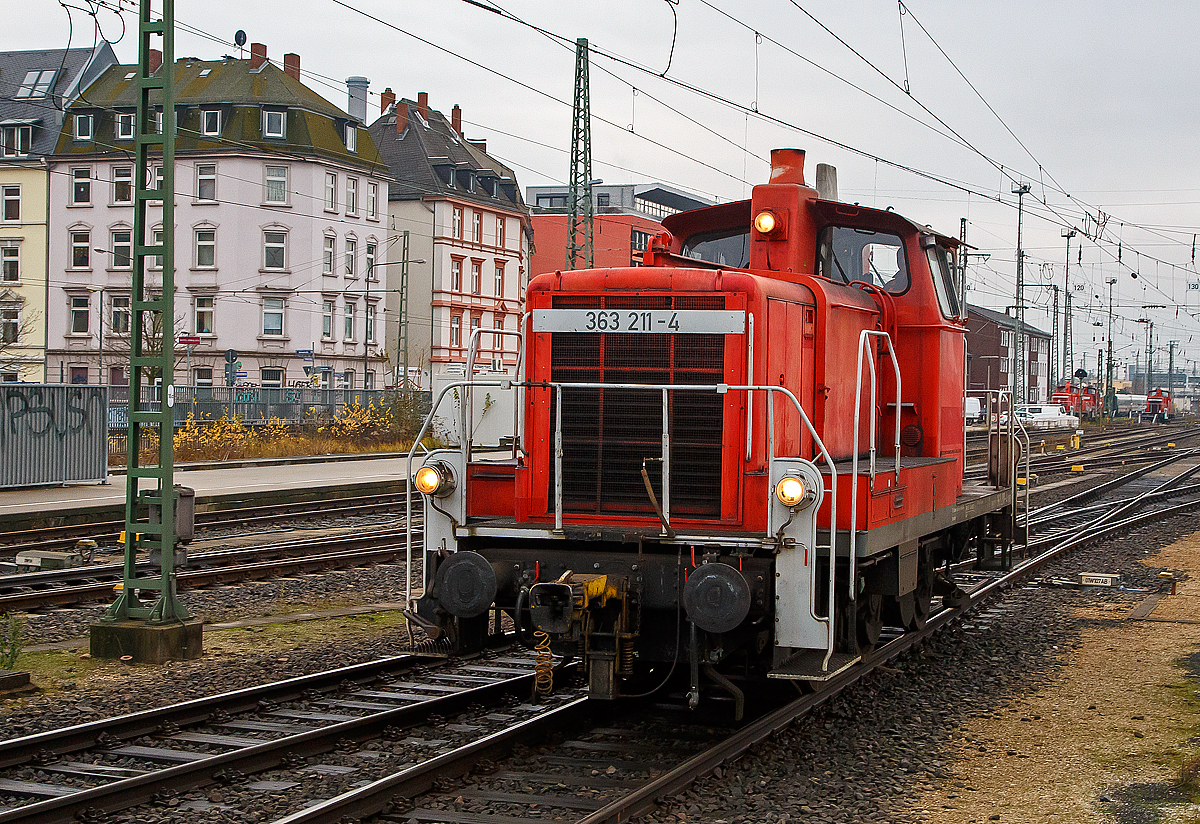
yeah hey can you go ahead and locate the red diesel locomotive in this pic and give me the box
[1050,383,1099,417]
[407,149,1017,704]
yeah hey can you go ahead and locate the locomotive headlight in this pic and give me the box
[753,210,778,235]
[775,475,806,507]
[414,461,456,498]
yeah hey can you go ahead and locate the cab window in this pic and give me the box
[817,226,909,294]
[925,241,961,318]
[682,227,751,268]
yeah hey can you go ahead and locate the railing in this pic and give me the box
[848,330,903,602]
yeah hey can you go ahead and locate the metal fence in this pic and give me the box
[1,384,109,488]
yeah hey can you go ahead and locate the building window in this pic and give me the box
[322,300,334,339]
[263,230,287,269]
[494,262,504,296]
[194,295,214,335]
[367,183,378,220]
[109,366,126,386]
[345,238,357,277]
[16,69,56,98]
[470,314,481,349]
[1,242,18,282]
[69,366,89,384]
[596,193,610,208]
[366,303,376,343]
[112,167,133,204]
[261,367,285,388]
[152,228,164,268]
[70,296,90,333]
[74,114,93,141]
[346,178,358,215]
[632,229,650,253]
[264,165,288,204]
[1,125,33,157]
[262,297,285,336]
[471,261,481,295]
[450,313,461,347]
[365,242,376,280]
[262,109,285,138]
[1,186,18,221]
[111,295,130,334]
[110,230,132,268]
[70,230,90,268]
[201,110,221,135]
[72,168,91,204]
[154,110,163,135]
[345,124,357,152]
[150,164,163,193]
[325,172,337,211]
[364,371,374,390]
[343,369,355,390]
[344,301,356,340]
[116,113,134,140]
[196,164,216,201]
[452,206,463,239]
[195,229,216,267]
[497,216,506,249]
[323,236,335,275]
[193,367,213,387]
[472,212,482,243]
[494,315,505,352]
[451,258,462,292]
[0,308,18,344]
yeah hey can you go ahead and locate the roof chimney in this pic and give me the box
[451,104,462,136]
[148,49,162,74]
[346,76,369,123]
[283,53,300,81]
[380,87,395,115]
[250,43,267,71]
[769,148,807,186]
[417,91,429,120]
[395,102,408,136]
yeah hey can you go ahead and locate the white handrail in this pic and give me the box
[848,330,902,602]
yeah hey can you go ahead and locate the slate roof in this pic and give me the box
[0,43,117,158]
[366,100,526,214]
[969,303,1050,338]
[52,57,388,176]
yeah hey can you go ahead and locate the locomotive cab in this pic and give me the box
[407,149,1018,704]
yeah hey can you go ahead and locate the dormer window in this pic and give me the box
[15,70,56,99]
[0,125,33,158]
[74,114,93,141]
[116,113,134,140]
[263,109,285,139]
[344,124,357,152]
[201,110,220,136]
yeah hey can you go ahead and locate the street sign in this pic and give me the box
[225,349,238,363]
[236,371,247,378]
[295,349,314,359]
[178,336,201,346]
[303,365,313,376]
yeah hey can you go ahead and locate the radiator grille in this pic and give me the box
[549,294,726,518]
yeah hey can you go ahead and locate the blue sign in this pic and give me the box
[295,349,314,359]
[236,371,247,378]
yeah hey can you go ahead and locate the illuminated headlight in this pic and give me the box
[414,461,456,498]
[775,475,807,507]
[753,210,778,234]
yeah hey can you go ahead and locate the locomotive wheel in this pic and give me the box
[908,558,935,631]
[857,593,884,649]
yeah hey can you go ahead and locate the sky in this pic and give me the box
[7,0,1200,378]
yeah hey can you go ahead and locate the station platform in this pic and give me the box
[0,455,414,530]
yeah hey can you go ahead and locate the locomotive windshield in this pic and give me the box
[681,226,752,268]
[817,226,910,294]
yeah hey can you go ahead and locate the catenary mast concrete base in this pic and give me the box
[89,620,203,664]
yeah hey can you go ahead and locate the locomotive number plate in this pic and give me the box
[533,309,745,334]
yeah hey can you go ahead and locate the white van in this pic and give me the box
[1000,404,1080,429]
[964,397,983,425]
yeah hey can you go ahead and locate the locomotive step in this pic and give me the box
[767,649,860,681]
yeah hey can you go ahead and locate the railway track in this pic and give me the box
[0,489,419,558]
[0,524,422,612]
[0,647,575,824]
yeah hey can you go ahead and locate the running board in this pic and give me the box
[768,650,860,681]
